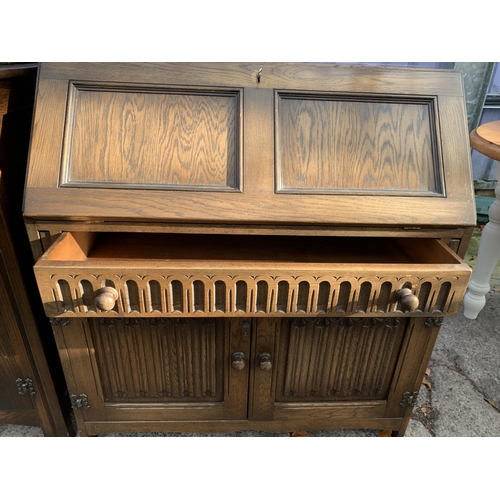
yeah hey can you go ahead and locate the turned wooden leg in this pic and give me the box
[464,170,500,319]
[378,430,392,437]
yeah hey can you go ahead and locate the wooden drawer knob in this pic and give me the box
[396,288,419,312]
[258,353,272,371]
[231,352,246,370]
[95,287,119,311]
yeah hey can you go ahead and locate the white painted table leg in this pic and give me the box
[463,169,500,319]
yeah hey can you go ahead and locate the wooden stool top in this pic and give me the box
[470,120,500,161]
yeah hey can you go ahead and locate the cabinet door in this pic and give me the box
[0,262,36,420]
[53,318,250,431]
[250,317,411,426]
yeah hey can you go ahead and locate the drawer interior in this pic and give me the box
[35,231,470,318]
[40,231,464,266]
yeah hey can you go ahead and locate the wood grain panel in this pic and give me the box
[0,258,35,411]
[28,220,470,240]
[26,79,69,188]
[224,319,251,419]
[384,317,440,420]
[276,317,407,401]
[0,317,34,410]
[438,95,475,202]
[39,62,464,96]
[89,318,223,403]
[83,416,404,434]
[249,318,280,420]
[24,185,477,226]
[277,95,440,195]
[0,410,39,426]
[0,81,10,117]
[61,85,241,191]
[272,401,386,421]
[25,63,475,227]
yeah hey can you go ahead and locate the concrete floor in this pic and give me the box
[2,229,499,437]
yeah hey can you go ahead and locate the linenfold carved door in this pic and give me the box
[52,318,250,424]
[54,314,435,430]
[249,317,431,424]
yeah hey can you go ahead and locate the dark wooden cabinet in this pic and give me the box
[0,264,38,421]
[0,64,68,435]
[24,63,475,436]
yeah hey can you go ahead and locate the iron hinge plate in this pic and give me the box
[50,318,70,326]
[70,393,90,410]
[400,391,419,407]
[16,377,35,396]
[425,317,444,328]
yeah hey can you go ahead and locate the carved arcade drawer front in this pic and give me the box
[34,231,471,319]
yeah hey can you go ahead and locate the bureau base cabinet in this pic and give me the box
[50,315,440,436]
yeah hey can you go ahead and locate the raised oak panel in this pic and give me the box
[61,84,241,191]
[276,93,442,196]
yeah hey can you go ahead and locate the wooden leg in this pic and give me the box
[378,430,392,437]
[290,431,310,437]
[464,171,500,319]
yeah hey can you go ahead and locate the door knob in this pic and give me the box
[231,352,246,370]
[258,353,272,371]
[396,288,419,312]
[95,286,119,311]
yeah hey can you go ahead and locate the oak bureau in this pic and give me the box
[24,63,475,436]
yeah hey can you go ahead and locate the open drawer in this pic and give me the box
[34,231,471,318]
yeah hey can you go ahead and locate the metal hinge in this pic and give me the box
[70,394,90,410]
[425,317,444,328]
[49,318,70,326]
[400,391,419,407]
[16,377,35,396]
